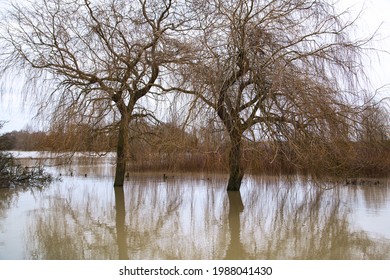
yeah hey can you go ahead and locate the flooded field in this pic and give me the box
[1,152,390,259]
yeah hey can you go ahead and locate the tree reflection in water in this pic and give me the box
[239,176,390,259]
[114,186,127,260]
[24,175,390,259]
[225,191,245,259]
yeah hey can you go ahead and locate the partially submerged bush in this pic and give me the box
[0,151,53,188]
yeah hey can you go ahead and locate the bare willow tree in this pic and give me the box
[0,0,189,187]
[178,0,374,191]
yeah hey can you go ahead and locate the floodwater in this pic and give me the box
[1,152,390,259]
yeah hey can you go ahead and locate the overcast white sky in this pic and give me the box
[1,0,390,133]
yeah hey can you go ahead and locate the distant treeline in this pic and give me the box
[1,122,390,178]
[0,130,47,151]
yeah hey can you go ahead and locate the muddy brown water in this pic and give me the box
[1,152,390,259]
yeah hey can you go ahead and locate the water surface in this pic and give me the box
[1,152,389,259]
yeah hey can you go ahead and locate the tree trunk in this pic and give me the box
[114,116,129,187]
[227,133,244,191]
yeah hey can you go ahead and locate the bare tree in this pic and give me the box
[0,0,189,187]
[179,0,374,191]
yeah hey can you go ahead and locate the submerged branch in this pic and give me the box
[0,152,54,188]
